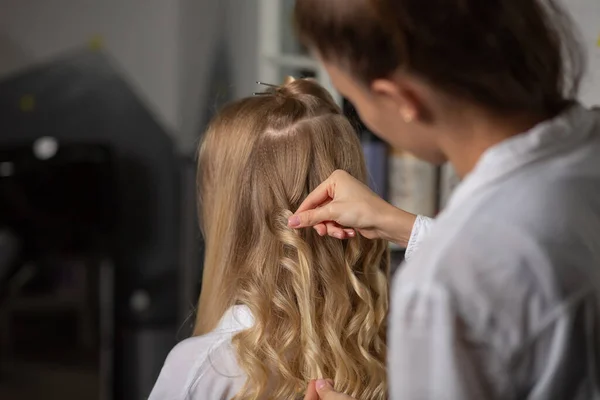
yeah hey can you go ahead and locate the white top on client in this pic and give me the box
[149,305,253,399]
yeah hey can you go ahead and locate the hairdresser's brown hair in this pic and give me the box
[195,79,389,399]
[295,0,585,115]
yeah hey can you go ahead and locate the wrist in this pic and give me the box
[377,203,417,248]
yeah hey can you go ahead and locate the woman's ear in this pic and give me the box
[370,78,422,123]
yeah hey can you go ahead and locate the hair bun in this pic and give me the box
[283,76,297,85]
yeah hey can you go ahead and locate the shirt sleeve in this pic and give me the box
[388,282,506,400]
[404,215,434,261]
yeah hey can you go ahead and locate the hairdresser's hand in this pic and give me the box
[304,379,357,400]
[289,170,416,247]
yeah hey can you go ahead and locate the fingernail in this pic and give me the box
[288,215,300,227]
[316,379,330,390]
[347,231,356,237]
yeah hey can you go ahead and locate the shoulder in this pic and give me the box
[149,307,252,400]
[393,194,597,353]
[148,333,245,400]
[400,159,600,295]
[399,204,556,302]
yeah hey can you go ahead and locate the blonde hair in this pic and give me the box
[195,78,389,399]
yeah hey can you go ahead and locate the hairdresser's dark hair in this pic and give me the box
[295,0,585,115]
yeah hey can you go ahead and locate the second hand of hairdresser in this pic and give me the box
[291,0,600,399]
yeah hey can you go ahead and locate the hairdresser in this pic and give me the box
[290,1,600,399]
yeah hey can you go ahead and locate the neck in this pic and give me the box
[441,110,552,178]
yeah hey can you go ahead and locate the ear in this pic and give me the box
[370,78,420,123]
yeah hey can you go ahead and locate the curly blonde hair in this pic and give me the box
[195,79,389,399]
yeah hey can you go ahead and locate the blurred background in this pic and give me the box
[0,0,597,399]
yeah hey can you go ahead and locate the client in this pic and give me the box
[150,78,389,400]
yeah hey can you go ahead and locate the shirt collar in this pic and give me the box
[446,104,600,211]
[214,305,254,333]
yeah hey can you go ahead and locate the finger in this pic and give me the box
[326,222,346,239]
[290,205,340,229]
[314,223,355,239]
[325,223,355,239]
[310,200,333,235]
[294,178,334,215]
[315,379,354,400]
[304,380,319,400]
[313,223,327,236]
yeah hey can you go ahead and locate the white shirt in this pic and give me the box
[390,104,600,399]
[149,306,252,400]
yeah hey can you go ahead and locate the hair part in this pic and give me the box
[195,79,389,399]
[295,0,586,116]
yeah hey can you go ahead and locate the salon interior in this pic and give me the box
[0,1,597,399]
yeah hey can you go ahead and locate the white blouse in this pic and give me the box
[148,305,253,400]
[389,104,600,399]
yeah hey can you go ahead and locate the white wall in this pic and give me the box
[226,0,259,104]
[178,0,258,152]
[0,0,181,134]
[563,0,600,107]
[0,0,259,153]
[178,0,225,152]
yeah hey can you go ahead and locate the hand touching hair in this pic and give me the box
[195,78,389,399]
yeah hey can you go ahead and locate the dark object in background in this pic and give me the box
[0,143,117,391]
[343,99,388,199]
[0,143,116,262]
[0,49,189,400]
[0,229,20,299]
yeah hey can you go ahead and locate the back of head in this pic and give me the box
[295,0,585,116]
[196,79,389,399]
